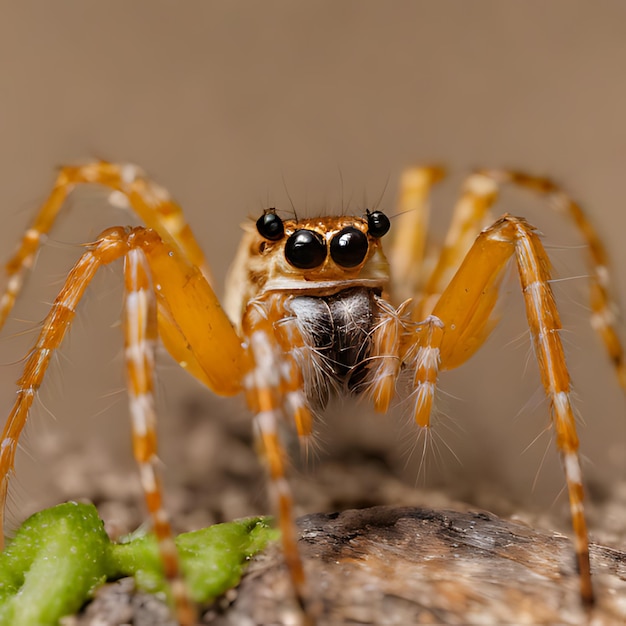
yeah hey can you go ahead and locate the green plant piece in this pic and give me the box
[0,502,277,625]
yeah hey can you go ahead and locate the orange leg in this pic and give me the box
[0,161,211,331]
[404,314,445,429]
[368,297,412,414]
[416,172,499,319]
[388,165,445,303]
[137,227,246,394]
[480,169,626,388]
[399,167,625,389]
[0,226,128,547]
[123,248,194,624]
[242,295,310,615]
[0,225,248,624]
[412,215,593,604]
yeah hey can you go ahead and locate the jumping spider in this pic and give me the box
[0,162,622,623]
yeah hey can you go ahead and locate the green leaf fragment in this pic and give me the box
[0,502,277,626]
[0,502,109,625]
[109,515,279,602]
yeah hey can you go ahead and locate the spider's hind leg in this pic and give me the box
[480,169,626,388]
[0,161,211,332]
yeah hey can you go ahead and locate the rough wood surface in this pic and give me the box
[30,394,626,626]
[217,506,626,626]
[68,505,626,626]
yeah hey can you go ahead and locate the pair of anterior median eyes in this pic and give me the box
[256,209,391,270]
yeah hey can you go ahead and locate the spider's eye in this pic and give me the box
[285,229,327,269]
[256,210,284,241]
[330,227,368,268]
[367,210,391,238]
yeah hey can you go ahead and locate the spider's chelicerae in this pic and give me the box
[0,162,623,623]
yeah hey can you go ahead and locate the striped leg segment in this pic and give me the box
[480,169,626,389]
[417,173,499,319]
[273,312,314,443]
[511,217,592,604]
[0,227,130,546]
[0,225,245,623]
[124,249,194,624]
[368,297,411,414]
[388,165,445,303]
[0,223,246,532]
[242,298,309,614]
[429,215,593,604]
[0,161,210,332]
[406,315,445,429]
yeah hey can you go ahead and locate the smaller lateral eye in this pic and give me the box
[256,209,285,241]
[366,210,391,238]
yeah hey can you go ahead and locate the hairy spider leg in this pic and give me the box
[397,167,626,391]
[124,248,196,624]
[123,247,196,624]
[415,173,500,319]
[368,297,412,414]
[0,228,192,622]
[410,215,593,604]
[404,314,445,429]
[388,165,445,304]
[480,169,626,389]
[0,225,249,624]
[241,294,311,616]
[0,227,128,547]
[138,229,245,395]
[0,161,211,332]
[0,162,309,618]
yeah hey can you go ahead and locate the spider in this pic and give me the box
[0,162,623,624]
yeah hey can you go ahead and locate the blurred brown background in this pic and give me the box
[0,2,625,530]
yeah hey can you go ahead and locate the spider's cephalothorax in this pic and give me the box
[225,209,391,320]
[226,209,400,412]
[0,162,624,624]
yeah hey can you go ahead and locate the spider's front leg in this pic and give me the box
[240,293,314,619]
[405,214,594,605]
[0,225,247,624]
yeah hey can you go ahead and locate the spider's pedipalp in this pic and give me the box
[367,295,409,413]
[405,315,445,429]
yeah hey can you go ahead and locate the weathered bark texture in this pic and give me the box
[70,505,626,626]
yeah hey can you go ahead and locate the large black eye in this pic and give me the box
[256,210,284,241]
[285,229,327,269]
[330,227,368,268]
[367,210,390,238]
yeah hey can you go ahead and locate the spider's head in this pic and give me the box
[223,210,392,324]
[254,209,390,287]
[256,208,390,271]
